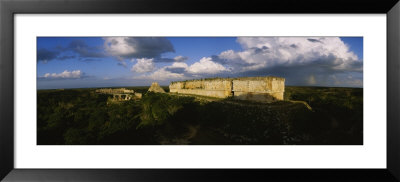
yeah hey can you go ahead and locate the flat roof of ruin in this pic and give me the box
[171,76,285,84]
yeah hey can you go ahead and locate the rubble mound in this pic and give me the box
[148,82,166,93]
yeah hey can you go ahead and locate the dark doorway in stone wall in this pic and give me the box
[231,80,234,96]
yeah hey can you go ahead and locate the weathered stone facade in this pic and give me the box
[96,88,140,101]
[96,88,134,94]
[169,77,285,102]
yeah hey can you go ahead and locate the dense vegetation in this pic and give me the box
[37,86,362,145]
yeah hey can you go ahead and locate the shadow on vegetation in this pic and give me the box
[37,86,362,145]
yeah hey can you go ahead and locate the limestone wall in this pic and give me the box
[169,76,285,102]
[232,77,285,101]
[170,79,232,98]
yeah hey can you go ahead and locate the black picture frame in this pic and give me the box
[1,0,399,181]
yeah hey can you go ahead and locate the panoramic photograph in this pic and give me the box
[37,37,363,145]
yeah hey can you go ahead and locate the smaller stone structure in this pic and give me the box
[148,82,166,93]
[134,93,143,99]
[96,88,140,101]
[112,94,132,101]
[96,88,134,94]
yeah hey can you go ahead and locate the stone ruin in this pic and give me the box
[169,76,285,102]
[148,82,166,93]
[96,88,140,101]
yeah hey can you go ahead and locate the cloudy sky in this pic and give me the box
[37,37,363,89]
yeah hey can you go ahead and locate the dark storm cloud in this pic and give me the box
[37,49,76,62]
[38,39,106,63]
[227,56,363,87]
[37,48,58,62]
[39,38,178,65]
[347,61,363,72]
[103,37,175,60]
[153,58,176,63]
[65,40,107,58]
[153,56,189,63]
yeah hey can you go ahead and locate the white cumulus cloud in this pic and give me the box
[142,57,227,81]
[212,37,362,86]
[134,62,190,81]
[215,37,360,72]
[131,58,155,73]
[42,70,83,79]
[187,57,228,74]
[147,69,186,81]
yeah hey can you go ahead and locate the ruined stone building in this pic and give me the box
[96,88,138,101]
[96,88,134,94]
[169,76,285,102]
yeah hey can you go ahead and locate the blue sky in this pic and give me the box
[37,37,363,89]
